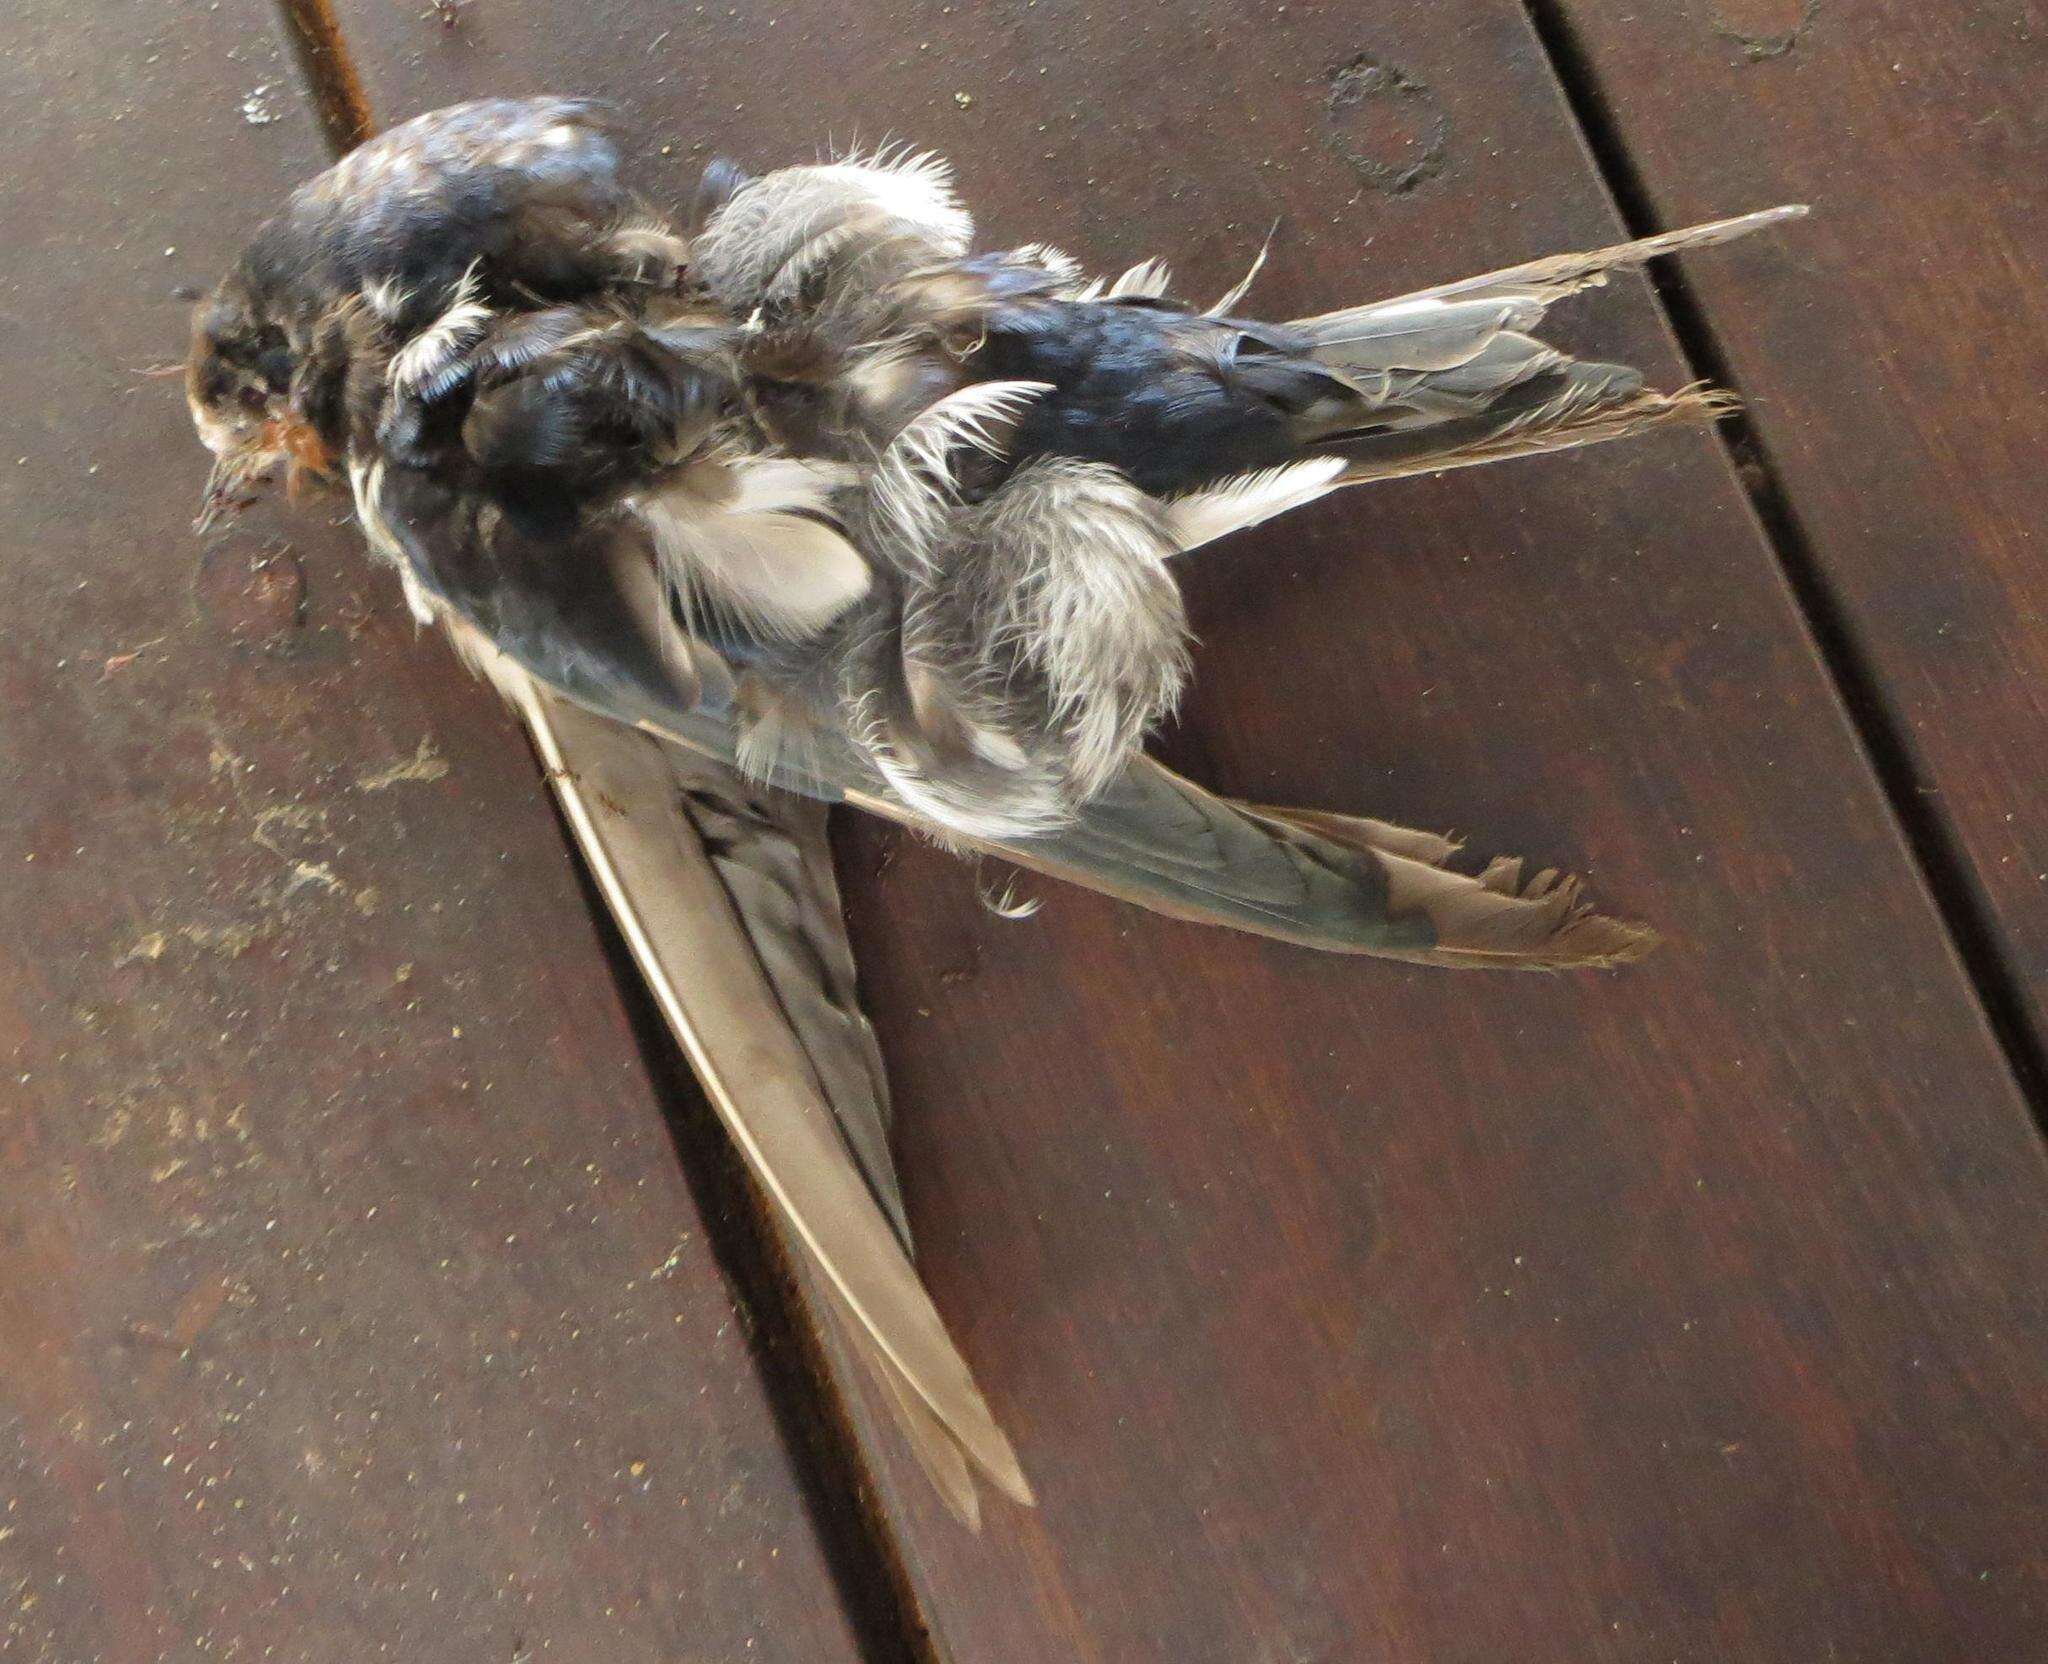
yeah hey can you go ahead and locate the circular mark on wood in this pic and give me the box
[1711,0,1818,60]
[1323,53,1448,195]
[194,541,307,647]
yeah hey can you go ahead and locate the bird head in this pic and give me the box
[186,280,333,530]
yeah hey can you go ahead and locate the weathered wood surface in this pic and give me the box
[338,2,2048,1660]
[0,6,876,1661]
[1544,0,2048,1046]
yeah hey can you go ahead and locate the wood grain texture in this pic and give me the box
[303,0,2048,1658]
[1541,0,2048,1038]
[0,6,871,1661]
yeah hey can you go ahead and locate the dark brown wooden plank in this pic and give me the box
[1539,0,2048,1047]
[0,7,873,1661]
[337,3,2043,1659]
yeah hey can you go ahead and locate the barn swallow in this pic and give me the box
[187,98,1802,1520]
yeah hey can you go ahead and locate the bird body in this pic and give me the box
[187,97,1804,1519]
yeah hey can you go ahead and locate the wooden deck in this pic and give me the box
[2,2,2043,1660]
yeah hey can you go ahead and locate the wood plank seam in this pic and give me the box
[1521,0,2048,1136]
[245,16,945,1659]
[271,0,376,152]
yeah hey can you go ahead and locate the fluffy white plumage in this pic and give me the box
[386,262,491,395]
[635,459,872,642]
[867,379,1051,577]
[1104,256,1173,299]
[1163,457,1351,551]
[691,142,975,316]
[804,143,975,254]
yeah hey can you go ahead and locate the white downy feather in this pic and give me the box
[869,379,1051,576]
[361,276,410,322]
[724,455,861,516]
[602,216,693,280]
[810,143,975,254]
[350,459,439,627]
[635,459,871,642]
[1105,256,1173,298]
[693,147,974,317]
[1162,457,1351,552]
[386,263,491,394]
[642,509,871,641]
[1009,241,1086,291]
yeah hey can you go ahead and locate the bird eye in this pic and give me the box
[239,385,269,413]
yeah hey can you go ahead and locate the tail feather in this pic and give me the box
[1367,204,1809,312]
[1164,372,1727,555]
[1298,205,1807,342]
[1294,295,1546,373]
[1329,379,1738,487]
[1248,206,1801,497]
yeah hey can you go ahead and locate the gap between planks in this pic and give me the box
[251,9,946,1658]
[1522,0,2048,1138]
[271,0,375,152]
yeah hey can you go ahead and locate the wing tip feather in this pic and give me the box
[1381,843,1662,969]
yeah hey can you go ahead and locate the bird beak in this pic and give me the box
[192,414,333,533]
[194,437,274,533]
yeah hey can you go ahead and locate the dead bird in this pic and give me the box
[186,97,1803,1522]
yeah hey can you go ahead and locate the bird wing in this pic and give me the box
[520,683,1031,1517]
[920,759,1658,969]
[359,458,1653,970]
[695,691,1657,970]
[636,738,908,1250]
[356,459,1030,1522]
